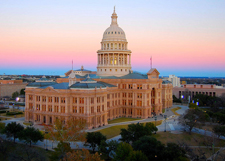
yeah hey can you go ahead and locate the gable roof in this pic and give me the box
[147,68,160,75]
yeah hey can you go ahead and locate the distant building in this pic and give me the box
[168,75,180,87]
[0,80,27,99]
[173,84,225,99]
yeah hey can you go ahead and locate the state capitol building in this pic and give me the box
[25,9,173,129]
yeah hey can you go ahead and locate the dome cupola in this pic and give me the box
[102,7,127,42]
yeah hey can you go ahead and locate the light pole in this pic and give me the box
[52,140,53,149]
[45,131,48,151]
[154,116,157,134]
[164,115,167,132]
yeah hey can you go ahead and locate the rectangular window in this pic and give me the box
[29,103,33,109]
[79,98,84,104]
[42,96,46,102]
[73,106,77,113]
[55,97,59,103]
[36,96,40,102]
[29,95,33,101]
[137,93,142,98]
[97,97,101,103]
[102,105,104,111]
[48,97,52,103]
[61,97,65,103]
[97,106,100,112]
[128,84,133,89]
[91,98,94,104]
[79,107,84,114]
[48,105,52,112]
[91,106,94,114]
[42,105,46,111]
[73,97,77,103]
[61,106,65,113]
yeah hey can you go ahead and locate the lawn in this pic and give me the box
[153,131,225,158]
[108,117,141,124]
[171,107,181,116]
[0,116,12,121]
[97,120,162,139]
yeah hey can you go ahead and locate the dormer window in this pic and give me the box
[111,32,113,34]
[115,31,117,34]
[118,32,120,34]
[108,32,110,34]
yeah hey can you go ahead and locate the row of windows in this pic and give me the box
[34,96,66,103]
[98,68,128,72]
[105,31,123,34]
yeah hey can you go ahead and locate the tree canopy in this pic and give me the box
[45,118,86,143]
[120,122,157,143]
[63,149,103,161]
[179,108,209,134]
[3,122,24,143]
[86,132,106,152]
[18,127,44,146]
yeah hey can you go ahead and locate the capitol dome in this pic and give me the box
[102,8,127,42]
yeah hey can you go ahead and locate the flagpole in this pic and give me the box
[72,60,73,70]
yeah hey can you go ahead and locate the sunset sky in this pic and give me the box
[0,0,225,77]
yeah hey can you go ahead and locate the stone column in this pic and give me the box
[123,54,124,65]
[113,53,114,66]
[129,54,131,65]
[108,54,109,65]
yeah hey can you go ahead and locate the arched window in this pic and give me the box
[110,57,113,65]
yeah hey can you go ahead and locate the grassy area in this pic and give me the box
[0,110,24,118]
[0,116,12,121]
[153,131,225,159]
[108,117,141,124]
[0,140,52,161]
[171,107,181,116]
[97,120,162,139]
[153,131,225,147]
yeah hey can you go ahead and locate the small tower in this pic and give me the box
[69,70,76,86]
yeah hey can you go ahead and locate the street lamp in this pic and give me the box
[154,116,157,134]
[45,131,48,151]
[164,115,167,132]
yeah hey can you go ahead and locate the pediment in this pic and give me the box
[40,86,59,93]
[147,68,160,76]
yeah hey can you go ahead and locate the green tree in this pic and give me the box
[213,125,225,138]
[179,108,209,134]
[99,140,119,159]
[173,95,182,103]
[20,88,25,95]
[86,132,106,152]
[18,127,44,146]
[3,122,24,143]
[120,122,157,143]
[126,150,148,161]
[132,136,165,161]
[50,141,72,161]
[12,91,19,99]
[163,143,187,161]
[0,122,5,134]
[63,149,103,161]
[113,142,133,161]
[189,103,198,109]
